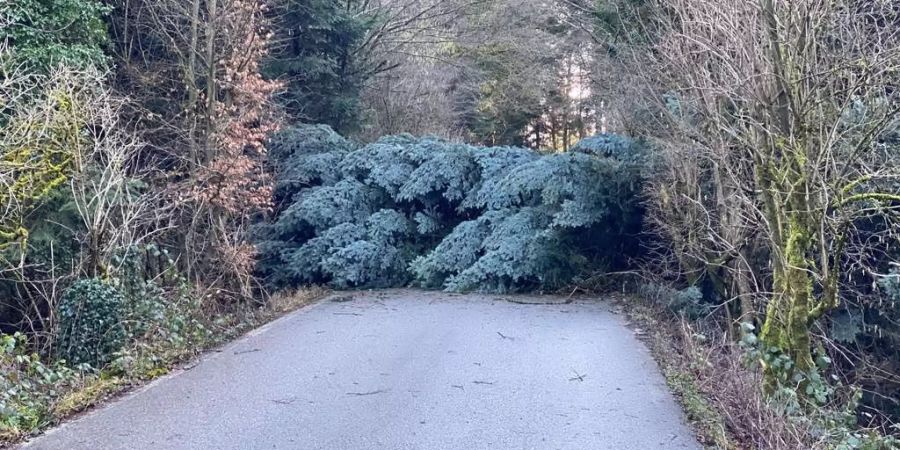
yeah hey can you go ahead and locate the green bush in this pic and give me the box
[1,0,111,70]
[257,125,647,292]
[56,279,126,368]
[1,333,78,439]
[103,244,214,377]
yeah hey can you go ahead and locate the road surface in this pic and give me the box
[21,290,700,450]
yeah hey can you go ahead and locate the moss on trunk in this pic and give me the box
[760,212,815,389]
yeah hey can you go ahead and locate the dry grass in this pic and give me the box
[674,322,821,449]
[266,286,330,314]
[618,294,829,450]
[51,377,129,419]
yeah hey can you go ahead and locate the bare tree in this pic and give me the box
[107,0,281,300]
[356,0,606,148]
[68,75,161,280]
[0,55,164,349]
[641,0,900,388]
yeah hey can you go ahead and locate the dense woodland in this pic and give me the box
[1,0,900,447]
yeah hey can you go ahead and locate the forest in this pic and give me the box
[1,0,899,448]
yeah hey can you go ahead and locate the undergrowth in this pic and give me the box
[619,286,900,450]
[0,266,327,444]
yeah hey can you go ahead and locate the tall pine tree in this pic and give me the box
[266,0,372,133]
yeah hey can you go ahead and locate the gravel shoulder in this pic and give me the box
[20,289,700,450]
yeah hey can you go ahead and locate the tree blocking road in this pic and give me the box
[22,291,700,450]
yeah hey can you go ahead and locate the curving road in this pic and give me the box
[21,290,700,450]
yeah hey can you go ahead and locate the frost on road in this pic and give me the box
[22,290,700,450]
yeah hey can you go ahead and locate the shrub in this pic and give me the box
[257,125,647,292]
[0,333,79,440]
[0,0,110,70]
[56,279,126,368]
[102,244,214,378]
[639,282,710,320]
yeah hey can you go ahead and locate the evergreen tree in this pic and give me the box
[266,0,373,133]
[256,125,647,292]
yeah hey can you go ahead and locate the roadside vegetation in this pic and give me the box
[1,0,899,448]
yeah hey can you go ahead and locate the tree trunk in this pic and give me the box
[187,0,201,164]
[759,210,816,390]
[204,0,218,161]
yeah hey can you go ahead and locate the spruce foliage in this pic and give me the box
[265,0,373,132]
[257,125,647,292]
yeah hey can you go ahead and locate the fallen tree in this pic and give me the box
[256,126,647,292]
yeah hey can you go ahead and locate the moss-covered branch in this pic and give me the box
[836,193,900,208]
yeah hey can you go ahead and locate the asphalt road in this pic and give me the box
[21,290,700,450]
